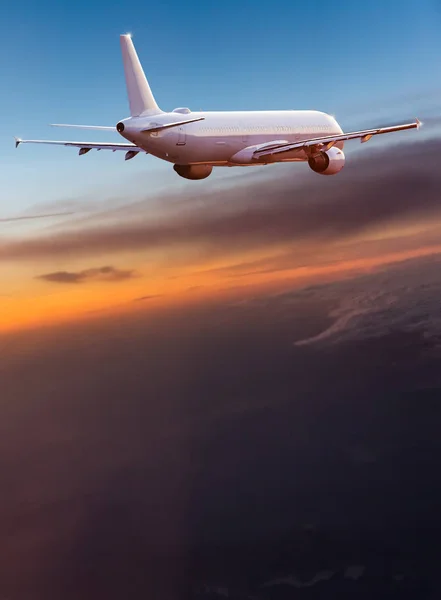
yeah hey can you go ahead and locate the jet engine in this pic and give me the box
[308,147,345,175]
[173,164,213,180]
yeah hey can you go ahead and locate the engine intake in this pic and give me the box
[308,147,345,175]
[173,164,213,180]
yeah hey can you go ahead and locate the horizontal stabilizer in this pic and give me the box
[50,124,116,130]
[141,116,205,133]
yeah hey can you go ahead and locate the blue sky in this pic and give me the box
[1,0,440,220]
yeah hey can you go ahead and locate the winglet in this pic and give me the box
[120,34,162,117]
[14,136,22,148]
[415,117,422,129]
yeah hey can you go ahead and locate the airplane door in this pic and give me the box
[240,122,249,144]
[177,127,186,146]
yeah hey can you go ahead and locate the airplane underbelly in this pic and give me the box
[138,133,237,164]
[180,135,241,164]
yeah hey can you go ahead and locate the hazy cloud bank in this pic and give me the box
[2,138,441,266]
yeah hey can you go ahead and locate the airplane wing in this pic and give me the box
[253,119,421,158]
[14,137,144,160]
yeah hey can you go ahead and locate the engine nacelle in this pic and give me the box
[308,147,345,176]
[173,164,213,180]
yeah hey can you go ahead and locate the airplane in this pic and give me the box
[15,34,421,181]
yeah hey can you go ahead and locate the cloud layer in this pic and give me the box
[293,253,441,347]
[2,138,441,265]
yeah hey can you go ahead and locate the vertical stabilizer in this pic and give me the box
[120,34,162,117]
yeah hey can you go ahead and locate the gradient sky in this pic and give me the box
[1,0,441,333]
[3,8,441,594]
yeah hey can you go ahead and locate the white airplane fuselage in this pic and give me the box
[118,109,344,166]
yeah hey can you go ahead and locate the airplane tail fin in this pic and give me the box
[120,34,162,117]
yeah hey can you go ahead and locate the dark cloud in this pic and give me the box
[133,294,163,302]
[2,138,441,263]
[37,265,136,284]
